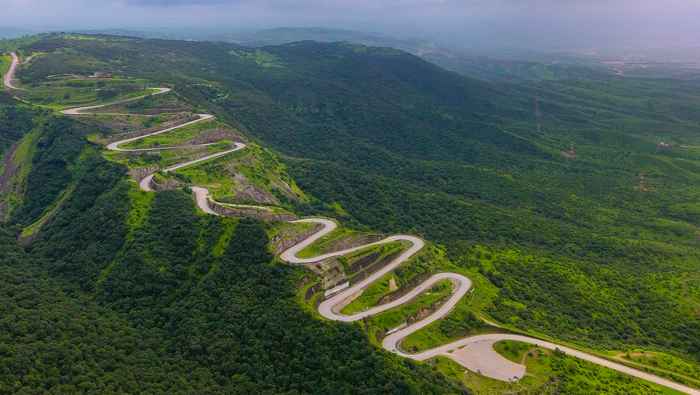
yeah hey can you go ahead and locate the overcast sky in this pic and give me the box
[4,0,700,49]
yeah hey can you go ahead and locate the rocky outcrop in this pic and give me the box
[316,258,347,289]
[208,200,298,222]
[0,142,21,195]
[149,177,182,191]
[406,294,451,326]
[323,234,384,255]
[348,251,381,275]
[228,172,279,206]
[271,226,305,246]
[131,165,159,183]
[272,223,323,256]
[305,283,321,304]
[300,256,348,289]
[349,250,402,286]
[17,232,40,245]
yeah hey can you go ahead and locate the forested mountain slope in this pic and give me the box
[0,95,466,394]
[2,34,700,393]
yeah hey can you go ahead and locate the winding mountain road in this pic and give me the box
[14,49,700,394]
[54,80,246,192]
[3,52,20,90]
[59,87,172,115]
[280,219,700,394]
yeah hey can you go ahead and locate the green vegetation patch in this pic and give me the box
[0,52,11,77]
[103,141,235,170]
[13,82,156,111]
[618,349,700,383]
[401,308,488,353]
[21,183,76,237]
[0,35,43,51]
[268,220,315,241]
[229,49,284,68]
[118,119,235,149]
[364,279,454,333]
[171,143,301,206]
[687,279,700,303]
[296,226,382,258]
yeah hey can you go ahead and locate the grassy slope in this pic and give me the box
[295,226,381,258]
[117,119,230,149]
[0,36,42,51]
[13,84,160,111]
[0,53,10,77]
[0,127,41,217]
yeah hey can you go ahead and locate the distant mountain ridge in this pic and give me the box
[0,27,38,40]
[69,26,613,81]
[208,27,613,81]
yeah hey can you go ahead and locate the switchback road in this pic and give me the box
[46,55,700,394]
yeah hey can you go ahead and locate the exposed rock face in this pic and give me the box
[348,250,402,286]
[131,165,159,183]
[272,223,323,256]
[0,142,20,196]
[149,177,182,191]
[17,232,39,245]
[304,283,321,304]
[270,176,299,202]
[310,257,347,289]
[229,173,279,206]
[208,200,297,222]
[348,251,381,275]
[389,277,398,291]
[323,234,384,255]
[271,226,305,246]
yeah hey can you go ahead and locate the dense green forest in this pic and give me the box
[2,33,700,393]
[0,107,468,393]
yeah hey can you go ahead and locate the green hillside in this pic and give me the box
[1,33,700,393]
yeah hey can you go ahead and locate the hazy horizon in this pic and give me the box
[3,0,700,52]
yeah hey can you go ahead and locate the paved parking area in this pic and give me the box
[443,339,526,382]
